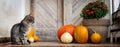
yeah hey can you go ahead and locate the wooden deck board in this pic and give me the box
[0,42,120,47]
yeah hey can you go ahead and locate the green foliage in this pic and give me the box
[80,1,108,19]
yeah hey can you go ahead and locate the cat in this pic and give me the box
[112,4,120,25]
[10,14,34,45]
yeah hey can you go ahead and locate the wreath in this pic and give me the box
[80,1,108,19]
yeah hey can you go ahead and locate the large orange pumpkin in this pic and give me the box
[27,27,35,39]
[74,25,88,43]
[57,24,75,41]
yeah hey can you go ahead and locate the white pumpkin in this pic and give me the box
[29,37,34,43]
[61,32,73,43]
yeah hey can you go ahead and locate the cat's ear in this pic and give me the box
[23,15,29,20]
[28,14,31,16]
[21,15,29,23]
[29,14,33,17]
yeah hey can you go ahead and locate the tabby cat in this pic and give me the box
[11,15,34,45]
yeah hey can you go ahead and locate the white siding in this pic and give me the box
[0,0,25,37]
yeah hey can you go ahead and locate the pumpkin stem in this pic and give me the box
[91,28,96,33]
[80,22,83,26]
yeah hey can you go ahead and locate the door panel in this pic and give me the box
[34,0,62,41]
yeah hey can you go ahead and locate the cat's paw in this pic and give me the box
[23,42,30,45]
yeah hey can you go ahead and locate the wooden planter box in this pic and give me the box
[82,19,110,43]
[82,19,110,26]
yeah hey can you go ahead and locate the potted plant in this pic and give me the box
[80,1,109,26]
[80,1,109,43]
[81,1,108,19]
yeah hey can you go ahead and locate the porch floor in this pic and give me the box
[0,41,120,47]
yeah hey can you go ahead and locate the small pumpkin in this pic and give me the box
[61,32,73,43]
[27,27,39,42]
[33,36,39,42]
[57,24,75,41]
[90,29,102,43]
[29,37,34,43]
[74,25,88,43]
[27,27,34,39]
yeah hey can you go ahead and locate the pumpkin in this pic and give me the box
[90,29,101,43]
[57,24,75,41]
[33,36,39,42]
[29,37,34,43]
[27,27,34,39]
[61,32,73,43]
[74,25,88,43]
[27,27,39,42]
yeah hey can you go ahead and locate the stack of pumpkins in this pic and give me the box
[57,24,101,44]
[27,27,39,43]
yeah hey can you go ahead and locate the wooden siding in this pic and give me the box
[34,0,62,41]
[33,0,103,41]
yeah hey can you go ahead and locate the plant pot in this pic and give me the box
[82,19,110,43]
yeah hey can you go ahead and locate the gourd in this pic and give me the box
[27,27,34,39]
[90,29,102,43]
[34,36,39,42]
[27,27,39,42]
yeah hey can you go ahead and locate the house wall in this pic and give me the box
[0,0,25,37]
